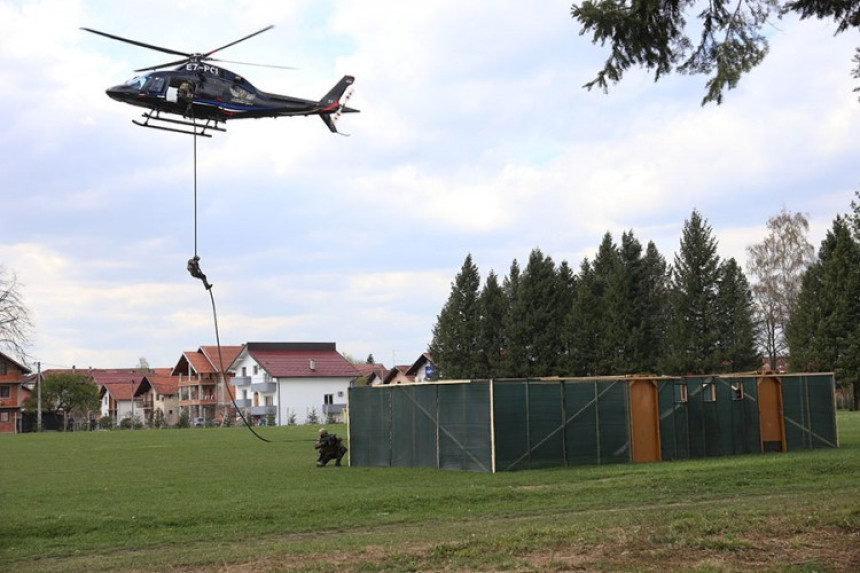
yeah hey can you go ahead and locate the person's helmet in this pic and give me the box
[318,428,328,436]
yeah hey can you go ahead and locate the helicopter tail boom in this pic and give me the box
[318,76,358,134]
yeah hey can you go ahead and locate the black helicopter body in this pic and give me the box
[83,26,358,136]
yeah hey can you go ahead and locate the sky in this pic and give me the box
[1,0,858,372]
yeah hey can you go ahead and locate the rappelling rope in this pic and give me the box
[189,117,270,443]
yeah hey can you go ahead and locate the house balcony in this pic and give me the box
[322,403,346,416]
[250,382,276,393]
[230,376,252,387]
[247,405,276,416]
[233,399,252,408]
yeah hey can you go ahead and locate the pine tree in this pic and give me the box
[715,258,760,372]
[664,210,722,373]
[787,216,860,409]
[428,254,481,379]
[507,249,564,376]
[476,270,506,378]
[640,241,670,372]
[501,259,528,377]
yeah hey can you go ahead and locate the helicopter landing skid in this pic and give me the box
[132,111,226,138]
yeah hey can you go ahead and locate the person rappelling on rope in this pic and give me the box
[187,255,213,290]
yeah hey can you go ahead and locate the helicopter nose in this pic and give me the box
[106,85,131,101]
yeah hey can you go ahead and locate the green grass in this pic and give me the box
[1,415,859,571]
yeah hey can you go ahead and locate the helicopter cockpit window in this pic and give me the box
[124,75,147,90]
[143,75,166,94]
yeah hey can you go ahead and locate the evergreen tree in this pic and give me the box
[476,270,506,378]
[428,254,481,379]
[507,249,564,376]
[640,241,670,372]
[715,258,760,371]
[501,259,529,377]
[663,210,722,373]
[787,216,860,409]
[565,233,620,375]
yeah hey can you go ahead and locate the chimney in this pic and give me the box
[309,359,316,371]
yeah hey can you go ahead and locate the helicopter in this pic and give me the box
[81,25,358,137]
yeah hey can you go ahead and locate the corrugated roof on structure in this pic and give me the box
[245,343,359,378]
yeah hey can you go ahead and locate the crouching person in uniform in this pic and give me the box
[314,428,347,467]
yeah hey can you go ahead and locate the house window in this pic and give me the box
[337,391,344,398]
[703,382,717,402]
[253,365,259,375]
[242,366,247,377]
[673,384,688,404]
[324,394,334,405]
[0,411,8,422]
[265,396,273,407]
[0,386,10,399]
[0,362,6,375]
[242,389,248,400]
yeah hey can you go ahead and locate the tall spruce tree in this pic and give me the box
[565,233,620,375]
[640,241,670,372]
[787,216,860,409]
[501,259,527,377]
[715,258,760,371]
[428,254,481,379]
[664,210,722,373]
[476,270,506,378]
[507,249,564,376]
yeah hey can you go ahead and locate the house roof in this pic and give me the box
[100,381,140,401]
[138,374,179,396]
[353,363,387,378]
[237,342,359,378]
[172,346,243,376]
[383,364,413,384]
[405,353,435,377]
[200,345,242,372]
[0,350,31,375]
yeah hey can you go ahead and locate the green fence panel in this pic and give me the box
[391,385,439,468]
[438,383,491,472]
[658,379,689,461]
[806,374,838,448]
[493,381,530,471]
[563,380,600,466]
[596,380,630,464]
[782,374,838,451]
[782,376,808,450]
[686,379,706,458]
[742,377,761,453]
[526,381,566,469]
[348,387,392,467]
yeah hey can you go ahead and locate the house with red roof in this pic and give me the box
[171,345,242,424]
[380,353,438,385]
[135,374,180,427]
[228,342,358,425]
[352,362,388,386]
[0,351,31,433]
[98,376,144,426]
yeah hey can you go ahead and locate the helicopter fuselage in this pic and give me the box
[106,62,356,124]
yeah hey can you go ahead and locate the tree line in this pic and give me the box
[429,200,860,409]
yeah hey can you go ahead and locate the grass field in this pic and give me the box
[1,413,858,572]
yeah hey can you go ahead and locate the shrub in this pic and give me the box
[177,410,190,428]
[98,416,113,430]
[305,407,320,425]
[152,410,165,429]
[287,410,297,426]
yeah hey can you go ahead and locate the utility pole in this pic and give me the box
[36,361,42,433]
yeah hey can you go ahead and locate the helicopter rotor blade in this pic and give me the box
[80,27,191,58]
[207,58,297,70]
[202,25,274,59]
[134,58,192,73]
[202,24,275,59]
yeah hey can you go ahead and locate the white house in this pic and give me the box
[227,342,358,425]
